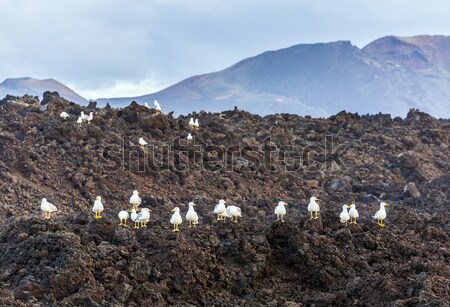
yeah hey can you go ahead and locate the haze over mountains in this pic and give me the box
[2,35,450,117]
[0,77,87,105]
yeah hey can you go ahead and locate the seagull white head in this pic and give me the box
[310,196,319,202]
[278,201,287,206]
[42,198,47,202]
[133,190,139,195]
[343,205,350,210]
[219,199,226,204]
[172,207,180,213]
[188,202,195,207]
[96,196,101,200]
[380,202,389,207]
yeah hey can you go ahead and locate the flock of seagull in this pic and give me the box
[50,101,393,230]
[40,194,392,231]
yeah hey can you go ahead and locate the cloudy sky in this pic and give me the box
[1,0,449,99]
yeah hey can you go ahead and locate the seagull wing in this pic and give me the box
[49,203,58,212]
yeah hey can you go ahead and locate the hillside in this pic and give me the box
[0,93,449,306]
[99,35,450,118]
[0,77,87,105]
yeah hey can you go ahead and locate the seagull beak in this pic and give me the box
[385,203,390,206]
[347,205,351,208]
[171,209,175,212]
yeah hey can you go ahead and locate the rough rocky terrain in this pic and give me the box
[0,92,449,306]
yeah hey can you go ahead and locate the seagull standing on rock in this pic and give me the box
[275,201,288,222]
[373,202,390,227]
[227,205,242,223]
[41,198,57,219]
[118,210,129,227]
[60,112,70,119]
[92,196,104,219]
[307,197,320,220]
[170,207,182,232]
[339,205,351,226]
[348,204,359,224]
[186,202,199,228]
[131,209,140,229]
[214,199,227,221]
[189,118,195,129]
[194,119,200,130]
[139,137,148,149]
[187,133,193,142]
[137,208,151,228]
[130,190,142,211]
[77,116,83,127]
[154,100,162,114]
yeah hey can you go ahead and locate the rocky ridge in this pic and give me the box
[0,92,449,306]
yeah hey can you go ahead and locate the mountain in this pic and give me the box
[98,35,450,118]
[0,77,87,104]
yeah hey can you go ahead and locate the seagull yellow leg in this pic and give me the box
[217,215,221,221]
[315,212,319,219]
[119,219,123,226]
[310,212,313,219]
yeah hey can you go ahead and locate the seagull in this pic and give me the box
[307,196,320,220]
[80,111,86,122]
[118,210,129,227]
[130,190,142,211]
[41,198,57,219]
[194,118,199,130]
[213,199,227,221]
[348,204,359,224]
[339,205,351,226]
[144,102,151,109]
[373,202,390,227]
[187,133,193,142]
[189,118,195,129]
[139,137,148,149]
[86,112,94,124]
[131,208,140,229]
[186,202,199,228]
[77,116,83,127]
[170,207,182,232]
[60,112,70,119]
[154,100,161,113]
[92,196,104,219]
[136,208,151,228]
[274,201,288,222]
[227,205,242,223]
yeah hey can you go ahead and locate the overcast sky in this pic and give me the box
[1,0,449,99]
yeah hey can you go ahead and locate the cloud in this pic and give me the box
[1,0,450,99]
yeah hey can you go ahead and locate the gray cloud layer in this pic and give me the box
[1,0,450,99]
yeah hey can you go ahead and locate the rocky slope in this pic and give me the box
[0,92,449,306]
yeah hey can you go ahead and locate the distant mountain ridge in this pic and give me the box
[0,77,87,105]
[99,35,450,118]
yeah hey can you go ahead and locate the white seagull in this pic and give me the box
[130,190,142,211]
[275,201,288,222]
[136,208,151,228]
[307,196,320,220]
[339,205,351,226]
[194,118,199,130]
[145,102,151,109]
[348,204,359,224]
[187,133,193,142]
[189,118,195,129]
[92,196,104,219]
[186,202,199,228]
[131,208,140,229]
[154,100,162,113]
[60,112,70,119]
[77,116,83,127]
[227,205,242,223]
[118,210,129,227]
[373,202,390,227]
[41,198,57,219]
[213,199,227,221]
[170,207,182,232]
[139,137,148,149]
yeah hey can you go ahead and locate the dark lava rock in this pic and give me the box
[0,97,448,306]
